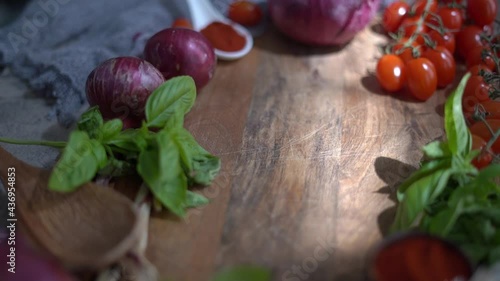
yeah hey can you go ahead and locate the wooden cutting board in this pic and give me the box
[144,23,452,281]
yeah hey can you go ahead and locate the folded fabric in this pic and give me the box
[0,0,190,127]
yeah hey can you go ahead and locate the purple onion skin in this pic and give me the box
[85,57,165,123]
[144,28,216,90]
[0,232,77,281]
[268,0,381,46]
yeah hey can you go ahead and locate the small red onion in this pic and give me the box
[268,0,381,46]
[144,28,216,90]
[85,57,165,123]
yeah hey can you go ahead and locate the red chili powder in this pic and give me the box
[200,21,246,52]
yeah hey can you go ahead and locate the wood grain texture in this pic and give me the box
[145,23,453,281]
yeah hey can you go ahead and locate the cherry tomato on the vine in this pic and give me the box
[468,64,491,76]
[463,75,492,113]
[467,0,498,28]
[469,119,500,154]
[171,18,193,29]
[383,1,410,33]
[470,134,493,169]
[456,25,485,59]
[428,30,455,54]
[465,46,496,70]
[435,7,463,32]
[413,0,438,17]
[406,57,438,101]
[228,0,263,27]
[400,16,428,40]
[393,38,422,63]
[376,54,407,92]
[422,46,456,88]
[477,100,500,120]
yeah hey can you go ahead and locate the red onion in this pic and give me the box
[0,232,77,281]
[85,57,165,125]
[268,0,381,46]
[144,28,216,90]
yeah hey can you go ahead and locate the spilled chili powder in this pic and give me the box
[200,21,246,52]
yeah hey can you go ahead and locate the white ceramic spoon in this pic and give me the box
[186,0,253,60]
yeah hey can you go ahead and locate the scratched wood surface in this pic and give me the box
[144,22,451,281]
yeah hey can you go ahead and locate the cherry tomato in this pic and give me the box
[468,64,491,76]
[383,1,410,33]
[413,0,438,16]
[406,57,438,101]
[422,46,456,88]
[376,54,407,92]
[428,30,455,54]
[471,134,493,169]
[393,38,422,63]
[477,100,500,120]
[171,18,193,29]
[465,46,496,70]
[463,75,492,113]
[456,25,485,59]
[469,119,500,154]
[400,16,428,39]
[467,0,497,27]
[441,0,464,4]
[435,7,463,32]
[228,1,263,27]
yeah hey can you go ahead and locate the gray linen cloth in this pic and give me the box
[0,0,191,127]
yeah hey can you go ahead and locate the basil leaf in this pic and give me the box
[396,159,451,201]
[101,119,123,141]
[98,157,134,177]
[212,266,272,281]
[146,76,196,129]
[422,140,451,159]
[137,130,187,217]
[171,127,221,186]
[444,73,471,156]
[48,131,99,192]
[77,106,104,140]
[106,129,148,153]
[184,190,210,208]
[390,168,453,232]
[427,199,464,236]
[90,139,108,169]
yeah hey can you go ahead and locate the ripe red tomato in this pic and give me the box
[406,58,438,101]
[465,46,496,70]
[477,100,500,120]
[400,16,428,39]
[467,0,497,27]
[376,54,407,92]
[463,75,491,113]
[456,26,485,59]
[413,0,438,16]
[469,119,500,154]
[471,134,493,169]
[393,38,422,63]
[428,30,455,54]
[468,64,491,76]
[228,0,263,26]
[383,1,410,33]
[422,46,456,88]
[438,8,463,31]
[171,18,193,29]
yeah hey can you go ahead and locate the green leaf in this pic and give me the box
[106,129,148,153]
[390,168,453,232]
[184,191,210,208]
[101,119,123,141]
[422,140,451,159]
[396,159,451,201]
[89,139,108,169]
[48,131,99,192]
[212,266,272,281]
[146,76,196,129]
[170,127,221,186]
[427,199,464,236]
[77,106,104,139]
[444,73,471,156]
[137,130,187,217]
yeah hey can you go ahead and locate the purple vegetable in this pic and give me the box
[268,0,381,46]
[143,28,217,90]
[85,57,165,125]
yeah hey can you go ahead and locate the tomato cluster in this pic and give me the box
[377,0,500,169]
